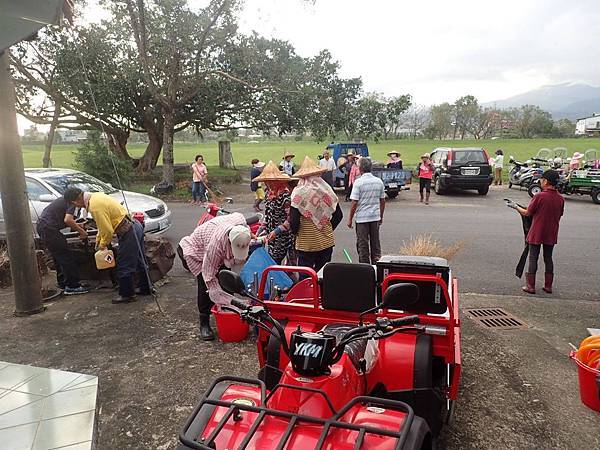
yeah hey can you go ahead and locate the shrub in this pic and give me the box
[73,131,132,187]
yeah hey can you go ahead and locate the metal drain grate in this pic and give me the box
[464,308,528,330]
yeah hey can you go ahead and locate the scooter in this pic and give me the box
[178,259,462,449]
[508,156,544,189]
[198,202,263,235]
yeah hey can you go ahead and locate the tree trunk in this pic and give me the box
[137,129,163,173]
[43,99,61,168]
[218,140,233,169]
[161,111,175,187]
[106,130,131,160]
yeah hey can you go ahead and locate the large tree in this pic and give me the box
[508,105,554,138]
[123,0,333,188]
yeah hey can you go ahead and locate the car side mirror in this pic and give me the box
[381,283,420,310]
[218,270,245,295]
[38,194,57,203]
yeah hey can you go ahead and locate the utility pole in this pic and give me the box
[0,51,44,316]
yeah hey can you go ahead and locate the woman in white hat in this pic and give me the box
[289,157,343,276]
[386,151,403,169]
[279,150,295,176]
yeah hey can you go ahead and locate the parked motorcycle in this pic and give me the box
[507,156,545,189]
[197,202,263,235]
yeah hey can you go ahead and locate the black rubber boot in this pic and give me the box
[199,314,215,341]
[113,276,138,304]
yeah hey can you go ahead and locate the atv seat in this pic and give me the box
[321,262,376,313]
[322,323,368,372]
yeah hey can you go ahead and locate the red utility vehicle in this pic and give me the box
[178,256,462,449]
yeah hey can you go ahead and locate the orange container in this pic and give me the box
[570,351,600,412]
[211,306,249,342]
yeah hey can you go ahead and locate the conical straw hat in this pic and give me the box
[252,161,293,182]
[294,156,327,178]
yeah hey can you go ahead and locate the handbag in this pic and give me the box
[240,246,293,298]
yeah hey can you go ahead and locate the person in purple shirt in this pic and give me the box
[506,170,564,294]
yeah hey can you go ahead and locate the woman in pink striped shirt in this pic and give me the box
[178,213,251,340]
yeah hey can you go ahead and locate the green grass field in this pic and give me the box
[22,137,600,171]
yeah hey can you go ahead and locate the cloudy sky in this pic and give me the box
[234,0,600,105]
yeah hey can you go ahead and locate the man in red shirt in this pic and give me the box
[507,170,564,294]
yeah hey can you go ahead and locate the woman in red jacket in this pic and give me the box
[507,170,564,294]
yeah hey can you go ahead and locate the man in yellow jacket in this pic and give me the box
[65,187,150,303]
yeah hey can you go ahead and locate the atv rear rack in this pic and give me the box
[180,376,415,450]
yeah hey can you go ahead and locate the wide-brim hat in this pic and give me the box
[254,161,265,168]
[387,151,400,157]
[252,161,292,182]
[572,152,584,159]
[421,153,430,158]
[283,150,295,159]
[294,156,327,178]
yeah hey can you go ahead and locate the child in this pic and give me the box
[250,159,265,211]
[417,153,434,205]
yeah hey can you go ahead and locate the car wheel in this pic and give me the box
[528,183,542,197]
[477,186,489,195]
[434,177,444,195]
[387,191,398,199]
[592,188,600,204]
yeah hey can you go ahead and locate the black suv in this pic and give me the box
[429,147,493,195]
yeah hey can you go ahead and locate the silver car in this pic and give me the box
[0,169,172,237]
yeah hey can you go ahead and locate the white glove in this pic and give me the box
[505,200,518,210]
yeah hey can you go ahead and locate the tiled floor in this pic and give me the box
[0,362,97,450]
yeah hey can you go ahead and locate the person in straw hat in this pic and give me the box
[253,161,296,264]
[386,151,403,169]
[290,156,343,276]
[279,150,296,176]
[250,159,266,211]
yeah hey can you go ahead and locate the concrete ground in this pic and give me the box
[0,183,599,449]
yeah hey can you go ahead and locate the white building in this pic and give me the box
[57,130,87,143]
[575,113,600,136]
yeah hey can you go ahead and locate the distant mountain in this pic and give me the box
[484,83,600,120]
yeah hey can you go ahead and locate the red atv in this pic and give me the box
[178,257,461,449]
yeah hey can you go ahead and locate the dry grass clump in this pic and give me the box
[399,234,464,261]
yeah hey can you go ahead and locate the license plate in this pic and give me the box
[462,168,480,176]
[388,183,398,188]
[158,219,169,230]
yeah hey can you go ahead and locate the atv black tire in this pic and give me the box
[387,191,399,199]
[508,182,512,188]
[477,186,489,195]
[434,177,445,195]
[592,188,600,204]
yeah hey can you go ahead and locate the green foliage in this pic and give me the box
[73,132,133,187]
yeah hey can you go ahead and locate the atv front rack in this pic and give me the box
[179,376,415,450]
